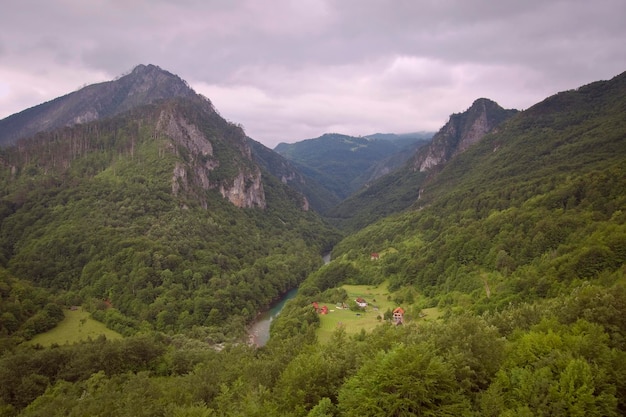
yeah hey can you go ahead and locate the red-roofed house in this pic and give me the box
[355,297,368,308]
[393,307,405,325]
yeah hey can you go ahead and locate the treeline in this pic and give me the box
[1,282,624,416]
[0,268,64,345]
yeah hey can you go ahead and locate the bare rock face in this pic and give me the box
[158,110,214,159]
[412,98,518,172]
[159,108,265,209]
[219,171,266,209]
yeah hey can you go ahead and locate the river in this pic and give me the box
[248,252,331,347]
[248,287,299,347]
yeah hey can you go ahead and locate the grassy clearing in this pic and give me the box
[315,282,441,343]
[26,308,123,347]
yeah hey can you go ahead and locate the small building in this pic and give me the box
[355,297,368,308]
[370,252,380,260]
[320,305,329,315]
[393,307,405,325]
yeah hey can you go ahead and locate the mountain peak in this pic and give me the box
[131,63,159,74]
[0,64,196,146]
[411,98,518,172]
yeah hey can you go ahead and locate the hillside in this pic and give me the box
[0,93,340,346]
[247,138,342,213]
[327,98,517,231]
[331,71,626,299]
[275,132,429,201]
[1,68,626,417]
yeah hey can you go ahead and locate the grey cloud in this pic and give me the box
[0,0,625,146]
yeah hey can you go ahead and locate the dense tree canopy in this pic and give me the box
[1,71,625,416]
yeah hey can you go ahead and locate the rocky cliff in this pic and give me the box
[412,98,518,172]
[157,101,266,209]
[0,65,268,210]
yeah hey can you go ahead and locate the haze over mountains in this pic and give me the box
[1,64,625,416]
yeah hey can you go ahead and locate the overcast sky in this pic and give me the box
[1,0,625,148]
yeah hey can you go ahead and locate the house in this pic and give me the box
[355,297,368,308]
[320,305,329,315]
[393,307,405,325]
[370,252,380,260]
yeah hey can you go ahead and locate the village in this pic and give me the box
[308,280,423,343]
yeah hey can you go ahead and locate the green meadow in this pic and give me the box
[26,308,123,347]
[315,282,441,343]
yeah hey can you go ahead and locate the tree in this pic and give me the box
[338,343,472,417]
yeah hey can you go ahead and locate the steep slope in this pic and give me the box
[358,132,432,185]
[0,94,340,342]
[275,133,427,200]
[327,98,517,230]
[247,138,341,213]
[0,64,196,146]
[410,98,518,172]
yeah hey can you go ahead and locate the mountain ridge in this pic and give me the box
[326,97,518,230]
[274,132,431,202]
[0,64,196,147]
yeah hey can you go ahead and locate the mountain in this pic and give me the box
[359,132,432,185]
[327,98,518,230]
[332,70,626,295]
[2,68,626,417]
[0,64,196,146]
[247,137,341,213]
[410,98,518,173]
[274,132,430,202]
[0,67,341,344]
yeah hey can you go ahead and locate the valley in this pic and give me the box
[0,65,625,416]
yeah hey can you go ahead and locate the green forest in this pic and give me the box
[0,71,625,416]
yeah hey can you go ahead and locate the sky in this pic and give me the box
[1,0,625,148]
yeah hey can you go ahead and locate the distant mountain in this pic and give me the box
[327,98,518,230]
[0,67,340,341]
[0,64,196,146]
[247,138,341,213]
[274,132,430,201]
[360,132,432,185]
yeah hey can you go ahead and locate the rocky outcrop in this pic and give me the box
[219,170,266,209]
[0,62,269,210]
[412,98,518,172]
[159,107,266,209]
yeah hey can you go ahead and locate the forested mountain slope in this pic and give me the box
[327,98,517,231]
[1,70,625,417]
[332,70,626,299]
[275,133,428,201]
[247,138,342,213]
[0,93,340,346]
